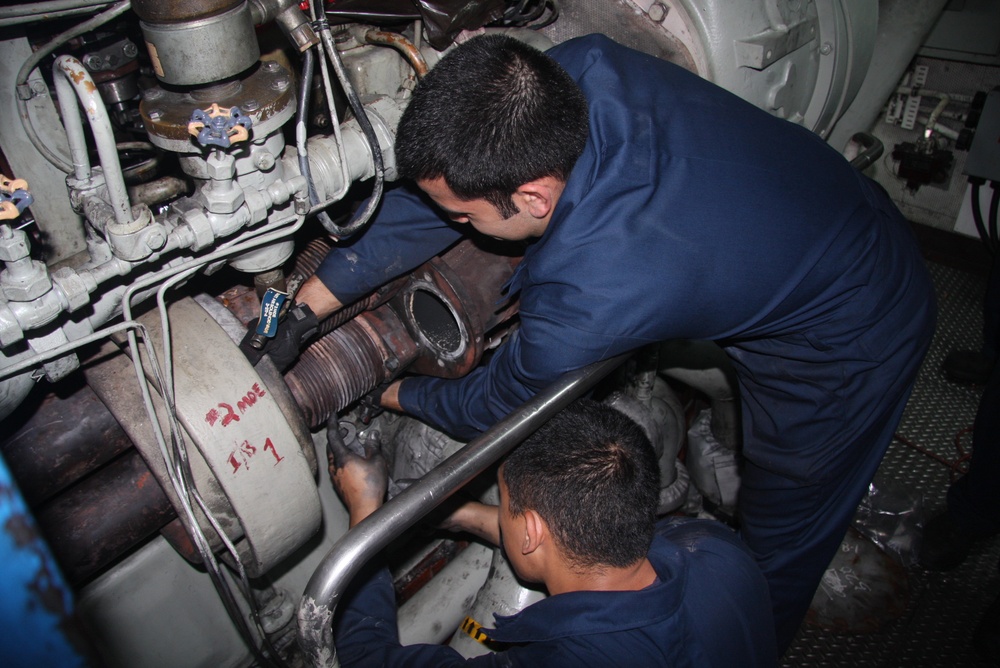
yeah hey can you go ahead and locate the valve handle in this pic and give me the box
[0,174,33,220]
[187,103,254,149]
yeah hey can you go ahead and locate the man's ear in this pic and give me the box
[522,509,548,555]
[513,176,563,220]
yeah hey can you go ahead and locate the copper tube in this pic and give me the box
[365,30,429,78]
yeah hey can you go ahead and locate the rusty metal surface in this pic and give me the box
[131,0,242,23]
[35,450,176,586]
[286,306,419,427]
[365,30,429,78]
[140,61,295,150]
[285,239,521,426]
[0,385,133,506]
[401,240,520,378]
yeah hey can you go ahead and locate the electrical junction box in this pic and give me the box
[964,86,1000,182]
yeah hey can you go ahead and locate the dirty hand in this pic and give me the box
[326,420,388,525]
[238,302,319,371]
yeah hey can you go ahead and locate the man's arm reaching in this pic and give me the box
[324,419,503,668]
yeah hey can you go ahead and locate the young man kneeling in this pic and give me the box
[330,400,777,667]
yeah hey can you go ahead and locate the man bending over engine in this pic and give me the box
[328,399,776,667]
[249,33,935,651]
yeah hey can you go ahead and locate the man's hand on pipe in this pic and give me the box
[239,301,319,371]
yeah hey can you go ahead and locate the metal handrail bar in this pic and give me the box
[297,353,630,667]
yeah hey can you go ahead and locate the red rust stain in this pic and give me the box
[136,471,152,490]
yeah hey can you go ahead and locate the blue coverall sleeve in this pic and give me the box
[398,302,637,440]
[313,184,464,304]
[334,564,509,667]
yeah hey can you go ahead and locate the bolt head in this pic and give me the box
[145,227,166,251]
[243,99,260,112]
[123,42,139,58]
[253,150,276,171]
[148,108,163,121]
[648,2,668,23]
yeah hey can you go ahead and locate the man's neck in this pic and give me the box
[545,557,657,596]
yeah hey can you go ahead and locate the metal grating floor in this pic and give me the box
[782,260,999,667]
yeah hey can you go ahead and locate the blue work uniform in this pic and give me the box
[333,518,777,667]
[315,34,936,651]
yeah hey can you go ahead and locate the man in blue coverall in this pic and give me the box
[268,33,936,651]
[328,399,777,666]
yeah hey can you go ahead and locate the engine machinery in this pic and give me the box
[0,1,948,666]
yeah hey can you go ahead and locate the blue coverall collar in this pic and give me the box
[485,533,686,643]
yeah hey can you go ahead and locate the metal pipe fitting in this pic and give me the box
[136,1,260,85]
[296,354,628,668]
[250,0,319,51]
[53,56,135,230]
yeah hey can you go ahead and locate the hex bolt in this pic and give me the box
[271,77,291,92]
[648,2,669,23]
[243,99,260,112]
[263,61,281,73]
[146,228,166,250]
[254,150,276,171]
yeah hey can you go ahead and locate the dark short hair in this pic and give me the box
[394,33,589,219]
[502,399,659,569]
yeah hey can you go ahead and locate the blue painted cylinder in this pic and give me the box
[0,451,88,668]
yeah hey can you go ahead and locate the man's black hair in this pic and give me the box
[502,399,659,570]
[394,33,589,219]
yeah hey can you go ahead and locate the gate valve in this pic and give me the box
[187,103,254,149]
[0,175,33,221]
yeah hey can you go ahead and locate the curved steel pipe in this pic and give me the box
[296,353,629,668]
[53,55,135,227]
[364,30,429,78]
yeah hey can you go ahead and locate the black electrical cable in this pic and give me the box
[970,179,995,254]
[519,0,550,25]
[296,47,340,233]
[989,181,999,253]
[532,0,560,29]
[310,11,386,240]
[503,0,531,22]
